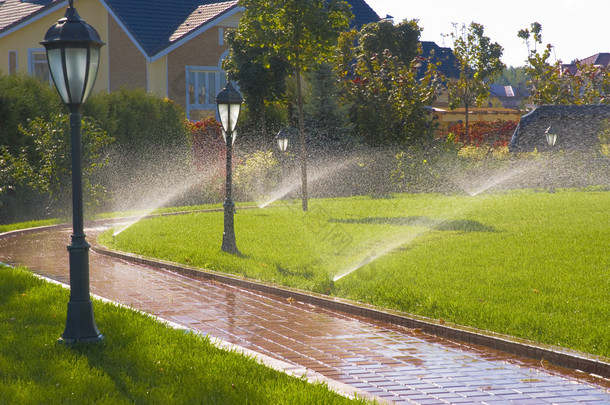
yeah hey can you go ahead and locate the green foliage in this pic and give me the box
[447,23,505,138]
[358,19,421,69]
[0,265,367,404]
[18,114,113,215]
[82,87,189,154]
[337,22,441,146]
[304,63,353,145]
[236,0,352,72]
[224,28,291,138]
[0,73,63,155]
[518,22,610,105]
[103,191,610,357]
[234,150,280,201]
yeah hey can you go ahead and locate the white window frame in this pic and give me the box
[27,48,51,83]
[186,50,236,120]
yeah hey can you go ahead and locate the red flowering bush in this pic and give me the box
[446,120,518,148]
[187,117,226,201]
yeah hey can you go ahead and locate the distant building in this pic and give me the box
[561,52,610,75]
[509,105,610,152]
[489,84,528,109]
[0,0,379,120]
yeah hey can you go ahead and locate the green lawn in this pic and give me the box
[0,265,369,404]
[100,189,610,358]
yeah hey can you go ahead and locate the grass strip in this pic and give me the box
[0,265,370,404]
[100,189,610,358]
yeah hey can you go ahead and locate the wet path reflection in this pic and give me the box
[1,226,609,404]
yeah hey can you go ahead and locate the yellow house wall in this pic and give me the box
[148,56,167,98]
[167,12,242,115]
[107,14,147,91]
[0,0,109,95]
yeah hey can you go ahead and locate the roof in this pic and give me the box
[0,0,61,34]
[420,41,459,79]
[102,0,240,58]
[2,0,380,60]
[344,0,379,28]
[509,104,610,152]
[579,52,610,67]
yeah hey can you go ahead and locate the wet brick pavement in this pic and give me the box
[1,226,609,404]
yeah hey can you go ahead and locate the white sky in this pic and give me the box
[365,0,609,67]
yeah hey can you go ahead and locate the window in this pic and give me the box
[8,50,17,75]
[187,68,234,119]
[28,49,51,83]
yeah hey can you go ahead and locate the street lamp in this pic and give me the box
[545,125,557,148]
[276,129,289,152]
[41,0,104,343]
[216,80,243,254]
[544,125,558,193]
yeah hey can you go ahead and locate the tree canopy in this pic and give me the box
[518,22,610,105]
[232,0,353,211]
[447,22,505,137]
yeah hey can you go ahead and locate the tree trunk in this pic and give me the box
[295,62,308,212]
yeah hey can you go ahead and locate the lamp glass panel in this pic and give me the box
[47,48,70,104]
[65,47,88,104]
[228,103,240,133]
[218,103,230,133]
[278,138,288,151]
[82,48,100,104]
[546,133,557,147]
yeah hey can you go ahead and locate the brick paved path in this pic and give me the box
[1,226,609,404]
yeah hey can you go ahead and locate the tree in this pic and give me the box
[358,19,421,68]
[233,0,353,211]
[224,29,290,147]
[518,22,610,105]
[336,21,441,147]
[447,22,505,139]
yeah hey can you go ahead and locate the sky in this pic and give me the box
[365,0,608,67]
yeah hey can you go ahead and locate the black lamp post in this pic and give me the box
[41,0,104,344]
[216,80,243,254]
[545,125,558,193]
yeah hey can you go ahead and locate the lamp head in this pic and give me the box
[215,80,243,138]
[41,1,104,107]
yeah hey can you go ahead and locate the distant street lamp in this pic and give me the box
[41,0,104,343]
[545,125,558,193]
[545,125,558,148]
[276,129,289,152]
[216,80,243,254]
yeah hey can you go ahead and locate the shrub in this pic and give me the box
[18,114,113,216]
[234,150,280,201]
[187,118,226,202]
[446,119,518,148]
[0,73,63,155]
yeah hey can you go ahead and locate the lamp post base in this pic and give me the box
[58,300,104,344]
[221,200,240,255]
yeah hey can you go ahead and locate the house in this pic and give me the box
[509,105,610,152]
[489,83,528,109]
[561,52,610,75]
[1,0,379,120]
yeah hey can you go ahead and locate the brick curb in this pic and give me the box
[92,244,610,380]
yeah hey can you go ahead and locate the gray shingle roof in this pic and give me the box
[0,0,58,33]
[509,105,610,152]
